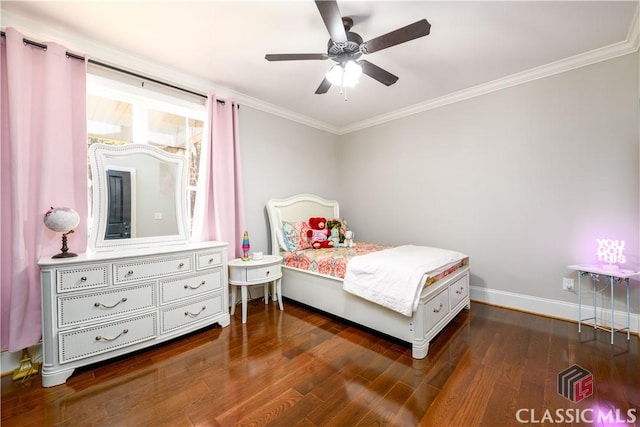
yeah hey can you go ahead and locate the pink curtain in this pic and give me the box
[0,28,88,352]
[192,96,245,259]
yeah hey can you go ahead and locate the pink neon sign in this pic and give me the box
[596,238,626,265]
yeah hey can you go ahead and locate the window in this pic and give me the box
[86,69,205,233]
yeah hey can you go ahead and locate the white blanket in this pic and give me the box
[343,245,467,317]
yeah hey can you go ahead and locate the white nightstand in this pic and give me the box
[228,255,283,323]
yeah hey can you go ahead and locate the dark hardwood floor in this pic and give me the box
[2,300,638,426]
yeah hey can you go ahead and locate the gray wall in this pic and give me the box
[336,53,639,315]
[239,107,340,256]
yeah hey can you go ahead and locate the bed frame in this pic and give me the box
[266,194,470,358]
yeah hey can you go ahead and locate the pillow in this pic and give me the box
[281,221,312,252]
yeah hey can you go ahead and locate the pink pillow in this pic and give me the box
[281,221,311,251]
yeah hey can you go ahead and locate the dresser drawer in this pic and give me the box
[196,250,224,270]
[57,265,109,293]
[160,294,223,333]
[425,288,449,328]
[160,269,223,304]
[58,283,156,327]
[449,275,469,308]
[59,313,157,363]
[113,255,193,284]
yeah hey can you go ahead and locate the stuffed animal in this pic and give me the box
[329,226,341,247]
[307,217,334,249]
[344,230,356,248]
[327,219,345,243]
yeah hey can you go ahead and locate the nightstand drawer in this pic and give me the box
[114,255,193,283]
[230,264,282,283]
[160,269,223,304]
[57,265,109,293]
[59,313,157,363]
[58,283,156,327]
[247,264,281,282]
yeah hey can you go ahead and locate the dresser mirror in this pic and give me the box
[88,143,190,252]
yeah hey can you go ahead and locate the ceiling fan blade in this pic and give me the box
[358,60,399,86]
[362,19,431,54]
[265,53,328,61]
[315,77,332,94]
[315,0,347,44]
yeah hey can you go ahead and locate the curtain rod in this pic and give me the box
[0,30,220,102]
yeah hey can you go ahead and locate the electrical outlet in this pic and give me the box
[562,278,575,291]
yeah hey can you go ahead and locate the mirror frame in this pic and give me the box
[88,143,190,252]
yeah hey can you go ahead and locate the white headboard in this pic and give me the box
[266,194,340,255]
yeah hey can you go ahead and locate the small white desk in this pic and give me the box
[228,255,283,323]
[568,264,639,344]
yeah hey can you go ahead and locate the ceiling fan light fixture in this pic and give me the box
[326,60,362,88]
[326,64,344,86]
[343,60,362,86]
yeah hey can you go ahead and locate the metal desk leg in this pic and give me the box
[578,272,582,333]
[610,275,614,345]
[626,278,630,340]
[593,276,597,329]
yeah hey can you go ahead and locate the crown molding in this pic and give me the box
[0,9,340,135]
[3,4,638,137]
[339,3,640,135]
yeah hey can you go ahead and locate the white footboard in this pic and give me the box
[410,267,470,358]
[281,266,470,358]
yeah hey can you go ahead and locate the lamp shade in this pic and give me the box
[44,207,80,233]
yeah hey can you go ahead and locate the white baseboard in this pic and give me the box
[470,286,640,335]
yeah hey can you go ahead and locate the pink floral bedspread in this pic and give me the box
[282,243,470,284]
[281,243,390,279]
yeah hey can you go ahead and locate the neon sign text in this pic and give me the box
[596,239,626,264]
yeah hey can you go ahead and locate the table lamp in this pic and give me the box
[44,207,80,258]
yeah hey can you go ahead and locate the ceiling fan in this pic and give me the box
[265,0,431,95]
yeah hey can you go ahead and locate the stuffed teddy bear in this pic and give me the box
[307,217,334,249]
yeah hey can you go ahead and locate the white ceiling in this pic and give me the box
[2,1,638,134]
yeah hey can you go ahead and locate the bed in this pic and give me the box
[266,194,470,359]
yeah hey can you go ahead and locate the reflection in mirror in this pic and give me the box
[89,143,190,252]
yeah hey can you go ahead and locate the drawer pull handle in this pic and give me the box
[94,297,128,309]
[96,329,128,342]
[433,303,443,313]
[80,276,87,282]
[266,271,270,276]
[126,270,134,277]
[455,286,464,294]
[208,258,214,264]
[185,306,206,317]
[184,281,206,290]
[178,262,185,269]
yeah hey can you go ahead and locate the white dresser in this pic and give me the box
[38,241,229,387]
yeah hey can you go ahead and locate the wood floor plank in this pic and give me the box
[1,301,637,427]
